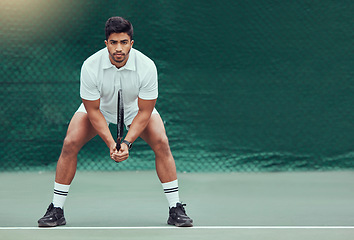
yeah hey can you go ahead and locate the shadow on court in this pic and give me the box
[0,171,353,239]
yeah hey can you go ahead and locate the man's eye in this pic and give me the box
[122,41,128,45]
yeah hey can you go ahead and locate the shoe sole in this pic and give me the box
[168,219,193,227]
[38,218,66,227]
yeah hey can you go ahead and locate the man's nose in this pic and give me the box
[116,43,122,51]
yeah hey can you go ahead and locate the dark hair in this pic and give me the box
[105,16,134,40]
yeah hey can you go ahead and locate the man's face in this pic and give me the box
[105,32,134,68]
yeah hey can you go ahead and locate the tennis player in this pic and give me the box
[38,16,193,227]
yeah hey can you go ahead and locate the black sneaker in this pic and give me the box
[38,203,66,227]
[167,203,193,227]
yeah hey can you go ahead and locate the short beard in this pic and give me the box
[113,55,125,63]
[112,48,131,63]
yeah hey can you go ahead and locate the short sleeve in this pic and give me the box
[80,61,100,101]
[138,62,158,100]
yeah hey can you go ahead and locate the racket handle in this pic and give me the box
[116,138,122,151]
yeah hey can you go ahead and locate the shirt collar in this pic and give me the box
[102,48,136,71]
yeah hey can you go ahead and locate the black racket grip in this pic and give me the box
[116,137,122,151]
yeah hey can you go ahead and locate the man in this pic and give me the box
[38,16,193,227]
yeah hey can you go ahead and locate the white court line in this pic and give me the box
[1,226,354,230]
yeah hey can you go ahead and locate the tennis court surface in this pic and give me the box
[1,171,353,239]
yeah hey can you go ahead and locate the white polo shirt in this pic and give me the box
[78,47,158,126]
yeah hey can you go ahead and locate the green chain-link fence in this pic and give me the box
[1,0,353,172]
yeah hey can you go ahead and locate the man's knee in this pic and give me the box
[61,136,82,156]
[153,135,171,155]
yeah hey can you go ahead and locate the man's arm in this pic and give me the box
[126,98,156,143]
[82,98,119,160]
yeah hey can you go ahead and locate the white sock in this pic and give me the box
[52,182,70,209]
[162,179,180,208]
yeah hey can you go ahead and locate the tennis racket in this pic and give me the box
[116,89,124,150]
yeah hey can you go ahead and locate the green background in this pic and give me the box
[0,0,353,172]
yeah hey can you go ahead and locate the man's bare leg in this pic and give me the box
[38,112,97,227]
[139,114,177,183]
[140,114,193,227]
[55,112,97,184]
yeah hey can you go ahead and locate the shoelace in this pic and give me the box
[176,203,187,214]
[44,205,54,215]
